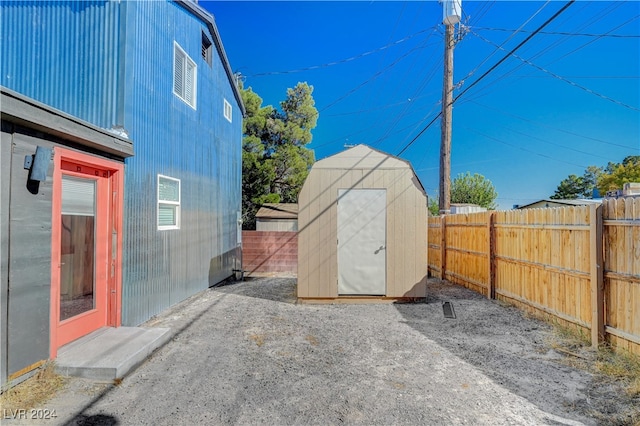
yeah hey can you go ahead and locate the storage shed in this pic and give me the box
[297,144,428,302]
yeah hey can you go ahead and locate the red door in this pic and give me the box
[50,148,123,358]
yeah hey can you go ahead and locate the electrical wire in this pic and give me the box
[466,2,625,101]
[460,125,589,169]
[542,14,640,66]
[248,27,437,77]
[470,29,640,112]
[455,1,552,92]
[396,0,577,157]
[451,1,576,105]
[358,1,412,116]
[319,38,439,112]
[323,91,437,117]
[472,26,640,38]
[466,99,639,150]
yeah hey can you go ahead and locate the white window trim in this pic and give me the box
[173,42,197,109]
[157,174,181,230]
[224,99,232,123]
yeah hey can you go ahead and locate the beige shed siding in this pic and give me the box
[298,145,427,300]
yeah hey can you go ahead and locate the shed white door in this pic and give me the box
[337,189,386,295]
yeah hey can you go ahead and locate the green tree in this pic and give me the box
[550,174,585,199]
[450,172,498,209]
[597,157,640,193]
[241,83,318,229]
[428,195,440,216]
[552,157,640,199]
[551,166,604,199]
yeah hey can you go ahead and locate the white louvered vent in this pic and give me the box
[173,42,197,109]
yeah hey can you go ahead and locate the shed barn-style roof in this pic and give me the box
[256,203,298,219]
[314,145,425,189]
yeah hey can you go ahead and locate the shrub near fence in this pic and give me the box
[427,198,640,355]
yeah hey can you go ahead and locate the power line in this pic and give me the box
[323,91,436,117]
[508,75,638,79]
[249,27,437,77]
[472,26,640,38]
[451,0,576,104]
[396,0,576,156]
[540,14,640,67]
[464,2,625,101]
[470,29,640,112]
[466,99,639,151]
[319,39,439,112]
[460,125,589,169]
[397,113,441,156]
[455,1,552,92]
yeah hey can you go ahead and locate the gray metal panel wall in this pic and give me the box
[0,126,11,386]
[6,130,53,376]
[120,1,242,326]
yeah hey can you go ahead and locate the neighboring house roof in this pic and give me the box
[256,203,298,219]
[176,0,246,116]
[516,199,602,209]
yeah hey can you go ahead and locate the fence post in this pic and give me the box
[440,215,446,280]
[487,212,495,299]
[590,203,604,348]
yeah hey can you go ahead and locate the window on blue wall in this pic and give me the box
[224,99,232,123]
[158,175,181,230]
[173,42,197,109]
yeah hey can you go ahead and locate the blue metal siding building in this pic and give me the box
[1,1,124,129]
[119,1,243,325]
[1,0,243,383]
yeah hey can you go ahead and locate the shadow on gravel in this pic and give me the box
[394,278,631,425]
[212,276,298,304]
[73,414,119,425]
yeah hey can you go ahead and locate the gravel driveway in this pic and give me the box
[19,277,634,425]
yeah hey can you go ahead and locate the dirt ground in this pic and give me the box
[4,277,638,425]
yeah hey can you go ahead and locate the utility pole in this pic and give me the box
[439,24,454,214]
[439,0,461,215]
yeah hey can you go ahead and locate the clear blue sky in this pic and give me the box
[202,1,640,209]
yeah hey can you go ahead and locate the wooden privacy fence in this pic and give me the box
[427,198,640,355]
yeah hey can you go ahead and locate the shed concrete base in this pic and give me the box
[55,327,171,381]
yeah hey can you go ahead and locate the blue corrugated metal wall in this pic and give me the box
[120,1,242,325]
[1,0,242,327]
[1,1,123,129]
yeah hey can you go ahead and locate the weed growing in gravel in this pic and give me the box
[249,334,265,347]
[0,362,67,411]
[594,347,640,397]
[549,321,590,350]
[548,322,640,424]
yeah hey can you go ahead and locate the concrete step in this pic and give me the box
[55,326,171,381]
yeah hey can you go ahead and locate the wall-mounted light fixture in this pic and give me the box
[24,146,53,182]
